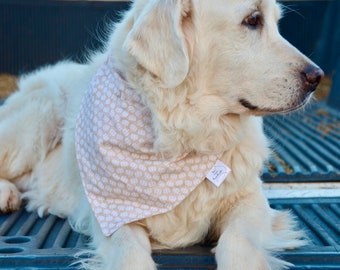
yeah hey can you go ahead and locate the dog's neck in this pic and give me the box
[121,68,245,158]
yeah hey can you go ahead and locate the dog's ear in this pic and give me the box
[123,0,191,88]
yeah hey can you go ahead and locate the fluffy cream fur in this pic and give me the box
[0,0,323,269]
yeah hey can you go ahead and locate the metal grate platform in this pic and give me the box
[263,102,340,182]
[0,198,339,269]
[0,209,86,269]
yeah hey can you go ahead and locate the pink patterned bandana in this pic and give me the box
[75,58,230,236]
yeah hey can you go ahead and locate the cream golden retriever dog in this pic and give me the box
[0,0,323,269]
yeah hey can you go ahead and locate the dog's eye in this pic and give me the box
[242,11,263,29]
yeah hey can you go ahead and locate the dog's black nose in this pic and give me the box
[302,65,324,92]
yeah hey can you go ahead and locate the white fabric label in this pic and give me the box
[206,160,231,187]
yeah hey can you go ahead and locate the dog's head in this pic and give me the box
[110,0,324,154]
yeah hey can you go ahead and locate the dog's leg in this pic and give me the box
[215,189,291,270]
[20,144,81,218]
[0,179,21,212]
[0,72,64,213]
[86,224,156,270]
[0,92,45,212]
[0,80,63,181]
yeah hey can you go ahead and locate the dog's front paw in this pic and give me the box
[0,179,21,213]
[216,231,271,270]
[108,244,157,270]
[112,255,156,270]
